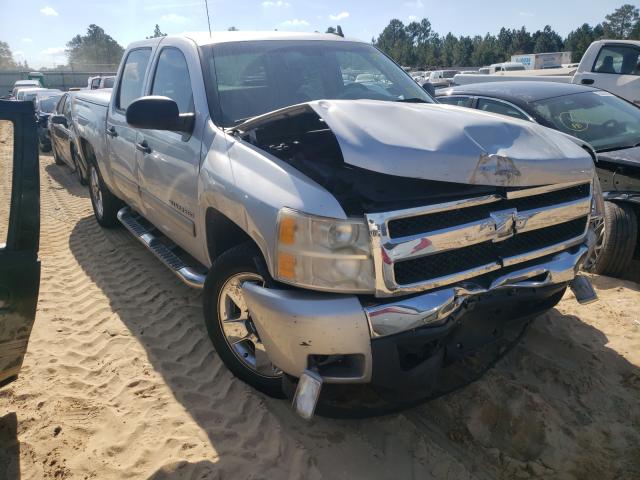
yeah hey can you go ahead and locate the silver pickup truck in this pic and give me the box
[72,31,602,417]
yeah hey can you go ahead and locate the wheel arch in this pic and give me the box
[205,207,264,266]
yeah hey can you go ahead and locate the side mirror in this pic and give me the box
[50,115,67,127]
[126,96,194,133]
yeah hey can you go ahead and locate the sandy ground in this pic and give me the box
[0,139,639,479]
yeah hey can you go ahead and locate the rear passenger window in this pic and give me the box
[151,48,194,114]
[477,98,529,121]
[438,96,473,107]
[117,48,152,110]
[593,45,640,76]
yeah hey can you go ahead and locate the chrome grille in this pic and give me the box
[366,181,592,297]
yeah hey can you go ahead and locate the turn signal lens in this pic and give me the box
[279,217,297,245]
[277,252,296,280]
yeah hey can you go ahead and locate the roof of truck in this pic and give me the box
[129,31,355,49]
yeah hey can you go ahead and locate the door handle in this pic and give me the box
[106,126,118,137]
[581,78,595,85]
[136,141,151,154]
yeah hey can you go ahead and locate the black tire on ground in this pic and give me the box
[88,163,123,228]
[591,201,638,277]
[52,143,64,165]
[71,145,87,185]
[203,243,285,398]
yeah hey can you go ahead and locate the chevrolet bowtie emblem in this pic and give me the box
[490,208,517,242]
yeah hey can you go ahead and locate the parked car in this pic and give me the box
[489,62,526,73]
[437,81,639,276]
[48,92,87,184]
[74,32,601,418]
[15,87,48,102]
[428,70,460,88]
[453,40,640,106]
[10,79,40,98]
[0,99,41,388]
[87,75,116,90]
[34,91,63,152]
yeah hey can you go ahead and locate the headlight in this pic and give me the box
[275,208,375,292]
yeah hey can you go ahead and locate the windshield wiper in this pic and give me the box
[396,97,429,103]
[597,141,640,153]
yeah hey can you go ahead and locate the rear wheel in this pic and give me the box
[590,201,638,277]
[203,243,284,398]
[89,163,123,228]
[71,146,87,185]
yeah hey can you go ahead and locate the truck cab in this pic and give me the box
[573,39,640,105]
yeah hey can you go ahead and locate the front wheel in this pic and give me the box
[203,243,284,398]
[589,201,638,277]
[89,164,123,228]
[52,142,64,165]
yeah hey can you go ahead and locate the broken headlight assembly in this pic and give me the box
[275,208,375,293]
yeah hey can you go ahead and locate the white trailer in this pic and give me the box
[511,52,572,70]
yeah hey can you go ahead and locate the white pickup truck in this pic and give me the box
[71,31,602,417]
[454,39,640,105]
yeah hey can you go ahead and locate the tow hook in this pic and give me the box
[570,274,598,304]
[292,369,323,420]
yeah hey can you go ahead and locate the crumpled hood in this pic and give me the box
[597,146,640,169]
[304,99,594,187]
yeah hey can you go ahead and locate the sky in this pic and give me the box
[0,0,629,68]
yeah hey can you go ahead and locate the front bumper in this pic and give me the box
[243,244,590,388]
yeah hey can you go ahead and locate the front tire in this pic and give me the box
[203,243,284,398]
[52,143,64,165]
[590,201,638,277]
[89,163,123,228]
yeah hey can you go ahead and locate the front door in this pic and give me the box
[0,100,41,387]
[106,47,153,209]
[137,44,201,254]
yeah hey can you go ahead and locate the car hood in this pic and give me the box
[313,100,594,186]
[237,99,595,187]
[597,146,640,170]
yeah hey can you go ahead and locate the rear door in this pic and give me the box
[0,100,41,387]
[574,43,640,105]
[107,47,153,209]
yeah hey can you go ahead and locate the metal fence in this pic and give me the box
[0,70,117,92]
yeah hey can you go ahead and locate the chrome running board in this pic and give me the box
[117,207,206,289]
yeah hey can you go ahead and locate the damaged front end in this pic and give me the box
[234,99,600,416]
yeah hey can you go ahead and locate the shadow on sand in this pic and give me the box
[66,214,640,479]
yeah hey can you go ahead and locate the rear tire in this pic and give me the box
[89,163,123,228]
[203,243,285,398]
[71,146,87,186]
[590,201,638,277]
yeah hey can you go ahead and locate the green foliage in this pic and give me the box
[0,40,17,69]
[147,24,167,39]
[66,24,124,68]
[603,4,639,38]
[374,4,640,67]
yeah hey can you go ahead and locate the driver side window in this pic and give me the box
[151,48,194,114]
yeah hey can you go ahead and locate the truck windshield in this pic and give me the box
[531,91,640,152]
[204,40,433,127]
